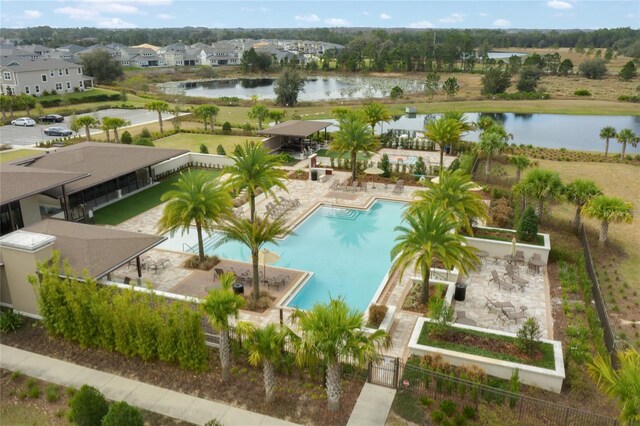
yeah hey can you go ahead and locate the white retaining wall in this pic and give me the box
[152,152,234,176]
[466,226,551,264]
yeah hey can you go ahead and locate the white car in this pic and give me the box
[11,117,36,126]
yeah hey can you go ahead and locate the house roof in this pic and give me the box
[0,58,81,72]
[23,219,165,279]
[0,165,89,205]
[257,120,332,138]
[132,43,160,51]
[20,142,188,197]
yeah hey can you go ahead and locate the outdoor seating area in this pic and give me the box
[330,178,368,192]
[265,197,301,217]
[127,255,172,273]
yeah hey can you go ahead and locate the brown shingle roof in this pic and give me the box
[23,219,165,279]
[257,120,332,138]
[0,165,89,205]
[24,142,188,197]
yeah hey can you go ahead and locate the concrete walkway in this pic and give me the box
[0,345,297,426]
[346,383,396,426]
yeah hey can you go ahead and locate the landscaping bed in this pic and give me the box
[468,227,545,247]
[402,281,449,315]
[2,321,364,425]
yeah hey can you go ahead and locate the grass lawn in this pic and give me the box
[0,149,42,163]
[315,148,372,161]
[0,404,53,425]
[93,170,220,225]
[152,133,263,154]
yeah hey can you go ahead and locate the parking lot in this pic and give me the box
[0,108,176,147]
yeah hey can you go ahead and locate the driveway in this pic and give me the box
[0,108,177,147]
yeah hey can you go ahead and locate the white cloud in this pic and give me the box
[479,12,489,17]
[325,18,350,26]
[363,11,369,16]
[97,17,136,28]
[439,13,464,24]
[547,0,572,10]
[493,18,511,27]
[380,13,391,20]
[408,20,434,28]
[294,14,320,22]
[95,3,140,14]
[156,13,172,20]
[626,13,636,18]
[24,10,42,19]
[54,6,99,20]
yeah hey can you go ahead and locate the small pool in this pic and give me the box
[389,155,418,165]
[158,200,406,311]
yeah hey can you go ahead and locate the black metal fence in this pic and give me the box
[368,359,618,426]
[578,224,619,368]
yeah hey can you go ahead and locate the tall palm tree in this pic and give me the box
[248,104,270,130]
[216,215,292,300]
[145,101,169,134]
[71,116,97,141]
[424,116,462,173]
[194,104,220,131]
[391,204,478,305]
[599,126,616,158]
[510,155,531,182]
[236,322,290,403]
[362,102,391,133]
[581,195,634,244]
[564,179,602,228]
[158,170,232,262]
[514,168,564,218]
[408,170,488,236]
[587,349,640,424]
[616,129,639,160]
[442,111,474,155]
[202,272,245,382]
[224,141,288,223]
[329,111,378,181]
[101,117,130,143]
[291,298,390,412]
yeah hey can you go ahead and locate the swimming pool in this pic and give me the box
[389,155,418,165]
[158,200,406,311]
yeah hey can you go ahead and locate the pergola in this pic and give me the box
[257,120,332,153]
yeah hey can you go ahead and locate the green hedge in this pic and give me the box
[30,251,208,371]
[39,93,122,108]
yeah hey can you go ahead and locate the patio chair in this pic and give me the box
[455,311,477,326]
[515,250,525,265]
[498,308,528,325]
[504,268,528,291]
[527,253,542,274]
[489,270,515,293]
[351,181,359,192]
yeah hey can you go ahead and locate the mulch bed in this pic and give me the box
[402,281,448,315]
[2,321,364,426]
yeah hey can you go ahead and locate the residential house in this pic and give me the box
[0,58,94,96]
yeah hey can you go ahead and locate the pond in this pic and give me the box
[487,51,527,59]
[159,76,425,101]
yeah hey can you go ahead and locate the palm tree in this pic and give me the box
[477,124,511,176]
[202,272,245,382]
[599,126,616,157]
[216,214,292,300]
[236,322,290,403]
[442,111,474,155]
[329,111,378,182]
[510,155,531,182]
[145,101,169,134]
[587,349,640,424]
[581,195,634,244]
[514,168,564,218]
[248,104,270,130]
[291,298,390,412]
[101,117,130,143]
[224,141,288,223]
[616,129,639,160]
[71,116,97,141]
[391,204,478,305]
[194,105,219,131]
[424,116,462,174]
[564,179,602,228]
[408,170,488,236]
[362,102,391,133]
[268,109,286,124]
[158,170,232,262]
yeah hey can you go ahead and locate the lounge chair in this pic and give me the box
[351,181,359,192]
[484,296,515,313]
[498,307,528,325]
[455,311,477,326]
[489,270,515,293]
[504,267,528,290]
[392,179,404,194]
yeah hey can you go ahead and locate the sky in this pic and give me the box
[0,0,638,30]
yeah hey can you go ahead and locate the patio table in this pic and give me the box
[503,255,518,265]
[528,258,545,274]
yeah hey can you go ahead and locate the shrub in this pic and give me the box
[69,385,108,426]
[120,130,132,145]
[447,158,460,171]
[205,419,224,426]
[414,156,427,176]
[102,401,144,426]
[440,400,457,417]
[431,411,446,423]
[379,153,391,177]
[133,138,154,147]
[46,383,60,402]
[516,318,542,355]
[0,309,24,333]
[199,144,209,154]
[429,297,454,337]
[139,128,151,139]
[367,304,388,328]
[462,406,475,419]
[516,206,538,242]
[508,369,520,407]
[390,85,404,99]
[490,198,513,228]
[183,255,220,270]
[574,89,591,96]
[216,144,226,155]
[222,121,232,134]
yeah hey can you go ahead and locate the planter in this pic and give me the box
[364,305,396,335]
[465,226,551,264]
[408,318,565,393]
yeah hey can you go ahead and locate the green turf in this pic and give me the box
[93,170,220,225]
[315,149,372,161]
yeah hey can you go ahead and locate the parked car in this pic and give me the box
[11,117,36,126]
[44,126,73,137]
[39,114,64,123]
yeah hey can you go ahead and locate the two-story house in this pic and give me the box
[0,58,94,96]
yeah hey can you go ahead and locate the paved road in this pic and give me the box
[0,108,176,147]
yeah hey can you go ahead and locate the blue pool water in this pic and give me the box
[159,200,406,311]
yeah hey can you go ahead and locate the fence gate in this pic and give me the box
[368,355,399,388]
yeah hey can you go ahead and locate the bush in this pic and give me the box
[574,89,592,96]
[429,297,454,337]
[222,121,232,134]
[440,400,457,417]
[139,128,151,139]
[69,385,108,426]
[490,198,513,228]
[618,95,640,103]
[46,383,60,402]
[102,401,144,426]
[516,318,542,355]
[431,411,446,423]
[216,144,226,155]
[390,85,404,99]
[462,406,475,419]
[183,255,220,270]
[516,206,538,242]
[120,130,132,145]
[0,309,24,333]
[414,156,427,176]
[199,144,209,154]
[379,153,391,177]
[133,138,154,147]
[367,304,388,328]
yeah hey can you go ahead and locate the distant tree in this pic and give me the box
[442,77,460,98]
[558,59,574,76]
[101,117,129,143]
[362,102,391,133]
[389,85,404,99]
[145,101,169,134]
[194,105,219,131]
[517,67,542,92]
[80,50,123,84]
[425,71,440,100]
[579,58,608,79]
[248,104,270,130]
[241,48,272,73]
[481,68,511,95]
[565,179,602,228]
[71,115,97,141]
[599,126,617,157]
[477,128,509,175]
[508,55,523,74]
[510,155,531,182]
[274,67,305,106]
[582,196,634,244]
[16,94,36,116]
[616,128,639,159]
[619,61,638,81]
[268,109,286,124]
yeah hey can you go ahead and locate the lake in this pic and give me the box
[159,76,425,101]
[312,113,640,153]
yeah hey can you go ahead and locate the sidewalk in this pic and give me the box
[0,344,297,426]
[346,383,396,426]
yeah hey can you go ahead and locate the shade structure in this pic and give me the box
[258,248,280,278]
[364,167,384,176]
[510,237,517,256]
[431,176,440,184]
